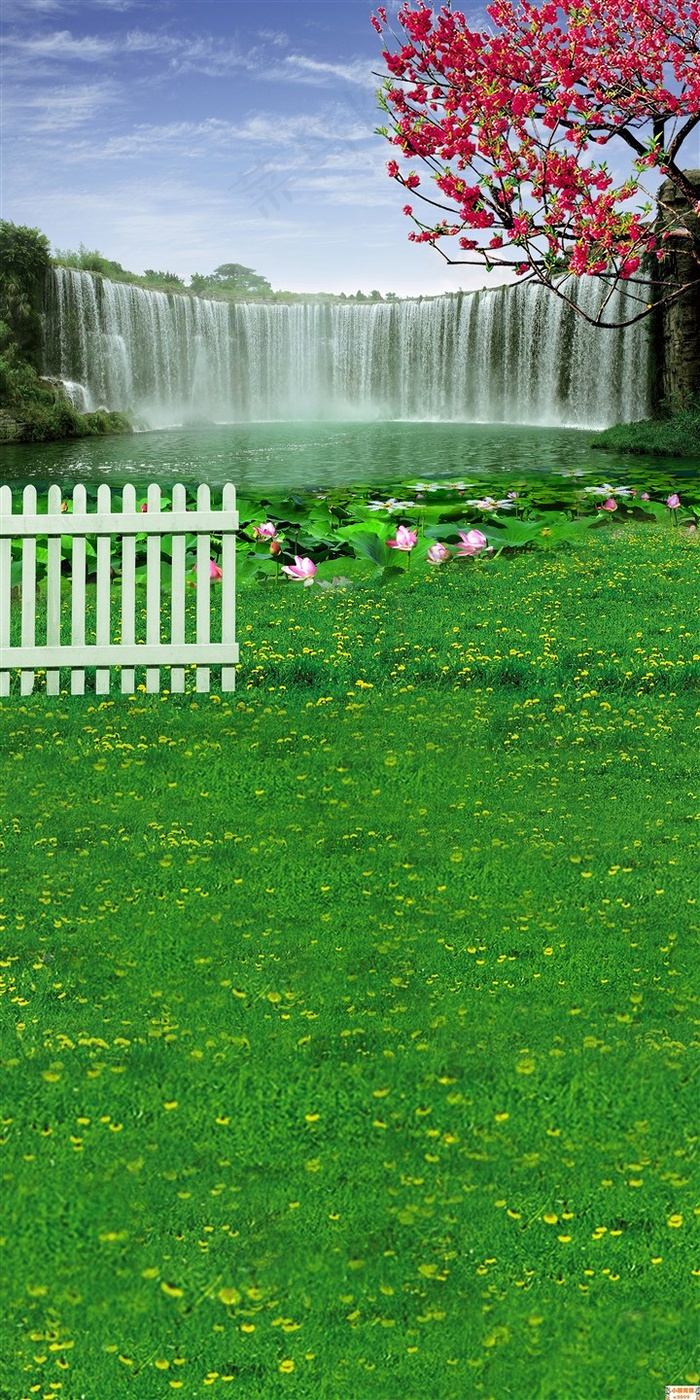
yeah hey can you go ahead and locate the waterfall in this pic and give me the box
[44,266,651,429]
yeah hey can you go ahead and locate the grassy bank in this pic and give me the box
[591,403,700,459]
[1,526,699,1400]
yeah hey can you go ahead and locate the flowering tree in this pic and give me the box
[372,0,700,326]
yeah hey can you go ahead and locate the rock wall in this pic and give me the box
[656,171,700,408]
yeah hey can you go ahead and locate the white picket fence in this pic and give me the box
[0,482,239,696]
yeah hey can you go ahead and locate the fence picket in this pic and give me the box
[221,482,236,692]
[0,486,12,698]
[146,484,162,693]
[21,485,37,697]
[46,485,63,696]
[0,482,238,696]
[196,483,211,694]
[170,483,186,693]
[121,485,136,695]
[71,485,87,694]
[95,485,112,695]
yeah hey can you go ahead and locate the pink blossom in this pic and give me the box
[387,525,418,551]
[455,528,488,556]
[641,492,650,501]
[281,555,317,585]
[254,521,278,539]
[601,497,617,511]
[194,559,223,581]
[375,0,698,314]
[140,502,148,513]
[666,493,680,508]
[427,541,451,564]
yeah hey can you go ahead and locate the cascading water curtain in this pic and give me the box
[44,267,652,428]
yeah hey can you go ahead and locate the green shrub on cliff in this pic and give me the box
[0,221,51,372]
[0,336,131,442]
[0,222,132,443]
[52,243,132,282]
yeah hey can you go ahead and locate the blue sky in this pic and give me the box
[3,1,693,297]
[1,0,496,295]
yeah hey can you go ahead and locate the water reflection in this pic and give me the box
[1,420,696,494]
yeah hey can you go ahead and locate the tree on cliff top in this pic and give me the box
[372,0,700,326]
[189,263,273,298]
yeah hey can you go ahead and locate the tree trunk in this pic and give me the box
[656,170,700,409]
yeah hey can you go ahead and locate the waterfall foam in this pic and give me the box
[44,267,651,430]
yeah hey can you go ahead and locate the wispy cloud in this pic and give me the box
[4,80,121,132]
[256,29,289,49]
[4,23,373,89]
[279,54,375,89]
[1,0,66,13]
[3,0,138,10]
[56,110,375,161]
[3,26,187,64]
[4,28,117,61]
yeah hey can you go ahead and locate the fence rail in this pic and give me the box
[0,482,239,696]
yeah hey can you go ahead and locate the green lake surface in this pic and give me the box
[1,421,696,495]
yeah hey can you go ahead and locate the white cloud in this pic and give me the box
[122,30,187,56]
[3,19,378,102]
[3,25,186,65]
[280,54,376,89]
[4,80,121,131]
[3,0,137,10]
[0,0,65,13]
[256,29,289,48]
[52,110,375,161]
[5,28,117,61]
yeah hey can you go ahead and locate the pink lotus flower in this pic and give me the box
[254,521,277,539]
[601,497,617,511]
[455,528,488,556]
[387,525,418,551]
[666,493,680,508]
[427,541,451,564]
[281,555,317,585]
[641,492,650,501]
[194,559,223,580]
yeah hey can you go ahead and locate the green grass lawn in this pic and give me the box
[1,525,699,1400]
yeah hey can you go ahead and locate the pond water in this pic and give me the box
[0,420,696,496]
